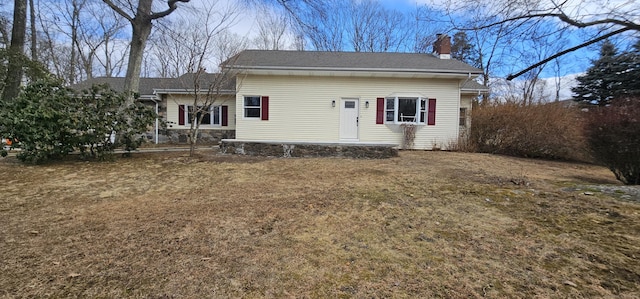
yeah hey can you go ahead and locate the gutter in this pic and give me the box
[152,89,236,95]
[227,65,484,76]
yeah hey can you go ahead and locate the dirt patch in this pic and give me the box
[1,151,638,298]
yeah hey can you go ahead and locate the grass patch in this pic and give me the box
[1,151,638,297]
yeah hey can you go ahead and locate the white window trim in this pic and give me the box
[185,105,221,127]
[459,107,468,127]
[385,96,428,125]
[243,95,262,119]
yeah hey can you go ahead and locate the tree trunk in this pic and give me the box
[121,0,154,106]
[122,18,152,105]
[69,1,80,84]
[2,0,27,102]
[29,0,37,61]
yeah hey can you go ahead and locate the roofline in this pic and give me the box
[227,65,483,76]
[153,89,236,95]
[461,87,490,91]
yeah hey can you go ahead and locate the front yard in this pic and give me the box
[1,151,638,298]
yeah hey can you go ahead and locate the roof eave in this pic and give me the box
[153,89,236,95]
[229,67,482,79]
[461,88,490,95]
[229,65,483,75]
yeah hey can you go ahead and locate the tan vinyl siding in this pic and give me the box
[165,94,236,130]
[236,74,463,150]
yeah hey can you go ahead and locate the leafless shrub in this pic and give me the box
[401,124,415,149]
[447,128,477,152]
[470,102,588,161]
[585,98,640,185]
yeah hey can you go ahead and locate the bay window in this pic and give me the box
[385,97,428,124]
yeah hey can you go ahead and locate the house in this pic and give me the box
[72,35,487,153]
[70,73,236,144]
[220,34,486,151]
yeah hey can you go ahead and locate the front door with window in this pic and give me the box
[340,99,359,140]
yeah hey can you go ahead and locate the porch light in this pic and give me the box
[332,100,336,107]
[365,101,369,108]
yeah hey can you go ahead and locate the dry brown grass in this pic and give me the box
[1,151,639,298]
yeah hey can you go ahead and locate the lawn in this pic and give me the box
[1,151,639,298]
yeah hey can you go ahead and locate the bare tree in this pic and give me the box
[254,4,290,50]
[148,2,244,156]
[0,8,9,47]
[102,0,189,103]
[184,68,237,157]
[37,0,86,83]
[263,0,418,52]
[346,0,411,52]
[90,7,128,78]
[149,1,241,77]
[180,31,245,156]
[297,0,347,51]
[432,0,639,80]
[2,0,27,102]
[78,2,129,79]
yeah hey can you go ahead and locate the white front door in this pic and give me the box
[340,99,359,140]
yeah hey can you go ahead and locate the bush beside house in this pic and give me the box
[468,102,588,161]
[0,80,155,163]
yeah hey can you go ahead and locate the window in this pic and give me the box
[186,105,220,126]
[419,99,427,123]
[384,97,427,124]
[385,98,394,121]
[244,96,261,118]
[459,108,467,127]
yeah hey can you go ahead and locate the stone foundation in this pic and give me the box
[220,140,398,159]
[153,129,235,145]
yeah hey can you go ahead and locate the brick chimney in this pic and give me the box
[433,34,451,59]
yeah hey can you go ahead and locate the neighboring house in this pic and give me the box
[72,35,487,150]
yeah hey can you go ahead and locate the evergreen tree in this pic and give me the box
[573,40,640,106]
[616,40,640,97]
[451,31,480,68]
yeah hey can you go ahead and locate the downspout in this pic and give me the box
[155,100,159,144]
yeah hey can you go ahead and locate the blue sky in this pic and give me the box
[3,0,636,90]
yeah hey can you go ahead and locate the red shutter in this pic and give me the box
[221,105,228,126]
[261,96,269,120]
[376,97,384,124]
[178,105,185,125]
[427,98,436,125]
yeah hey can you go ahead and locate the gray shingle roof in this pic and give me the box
[69,73,235,96]
[69,77,176,96]
[225,50,483,75]
[461,80,489,92]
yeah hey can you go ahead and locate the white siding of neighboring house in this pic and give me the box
[165,94,236,130]
[235,74,464,150]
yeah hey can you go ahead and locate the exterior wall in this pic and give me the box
[235,74,463,150]
[160,93,236,144]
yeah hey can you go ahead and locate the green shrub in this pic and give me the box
[0,79,155,163]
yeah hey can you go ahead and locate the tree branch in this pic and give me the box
[507,27,632,80]
[151,0,190,20]
[101,0,133,22]
[454,12,640,32]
